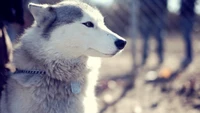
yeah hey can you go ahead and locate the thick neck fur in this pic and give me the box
[12,35,96,113]
[14,27,90,82]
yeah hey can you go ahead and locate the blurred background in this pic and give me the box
[1,0,200,113]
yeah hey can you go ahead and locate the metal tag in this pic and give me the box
[70,81,81,94]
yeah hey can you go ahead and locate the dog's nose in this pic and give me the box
[115,39,126,50]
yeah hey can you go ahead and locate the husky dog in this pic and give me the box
[0,1,126,113]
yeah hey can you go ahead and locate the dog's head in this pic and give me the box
[28,1,126,59]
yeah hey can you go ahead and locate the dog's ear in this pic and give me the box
[28,3,56,26]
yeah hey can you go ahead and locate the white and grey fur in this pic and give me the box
[0,1,126,113]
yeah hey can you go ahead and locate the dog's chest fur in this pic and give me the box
[1,49,99,113]
[3,77,85,113]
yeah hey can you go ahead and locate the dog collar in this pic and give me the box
[14,69,46,75]
[14,69,81,94]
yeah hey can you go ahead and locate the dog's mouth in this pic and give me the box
[85,48,119,57]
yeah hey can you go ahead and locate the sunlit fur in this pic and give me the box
[0,1,126,113]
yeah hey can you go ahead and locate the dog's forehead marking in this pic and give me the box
[53,1,104,24]
[53,4,83,24]
[42,1,103,37]
[42,3,83,37]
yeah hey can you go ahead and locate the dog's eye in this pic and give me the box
[82,22,94,28]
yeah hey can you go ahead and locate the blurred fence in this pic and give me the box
[87,0,200,37]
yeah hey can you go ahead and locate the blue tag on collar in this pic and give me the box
[70,81,81,94]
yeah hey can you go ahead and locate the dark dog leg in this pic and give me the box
[141,29,150,65]
[179,0,196,68]
[180,17,193,68]
[154,19,165,65]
